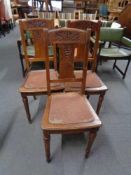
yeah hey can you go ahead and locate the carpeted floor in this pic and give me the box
[0,24,131,175]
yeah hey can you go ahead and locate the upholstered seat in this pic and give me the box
[19,70,62,93]
[42,92,101,130]
[100,47,131,58]
[64,70,103,90]
[48,93,94,124]
[75,70,102,88]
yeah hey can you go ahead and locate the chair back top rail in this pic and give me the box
[19,18,54,30]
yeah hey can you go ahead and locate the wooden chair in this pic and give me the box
[41,28,102,162]
[67,20,108,115]
[18,18,54,76]
[19,23,63,123]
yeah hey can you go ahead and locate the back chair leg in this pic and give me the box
[122,60,131,79]
[96,92,106,115]
[85,128,99,158]
[21,94,32,123]
[113,59,117,69]
[113,59,131,79]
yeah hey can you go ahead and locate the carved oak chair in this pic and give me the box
[41,28,102,162]
[19,26,63,123]
[18,18,54,76]
[67,20,108,115]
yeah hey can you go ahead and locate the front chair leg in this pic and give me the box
[43,131,51,162]
[85,128,99,158]
[96,92,105,115]
[21,94,32,123]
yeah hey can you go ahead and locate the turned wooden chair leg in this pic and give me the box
[21,94,32,123]
[96,92,105,115]
[85,128,99,158]
[43,131,51,162]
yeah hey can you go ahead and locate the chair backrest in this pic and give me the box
[19,18,54,71]
[46,28,91,95]
[100,27,124,42]
[67,20,102,71]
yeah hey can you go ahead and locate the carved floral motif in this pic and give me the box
[55,31,80,41]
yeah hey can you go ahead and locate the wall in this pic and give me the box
[0,0,5,18]
[0,0,12,19]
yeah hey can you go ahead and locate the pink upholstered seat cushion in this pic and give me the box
[24,70,58,89]
[49,92,95,124]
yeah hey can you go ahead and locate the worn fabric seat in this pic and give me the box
[100,46,131,58]
[48,92,95,124]
[75,70,102,88]
[19,70,61,93]
[65,70,103,90]
[42,92,101,130]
